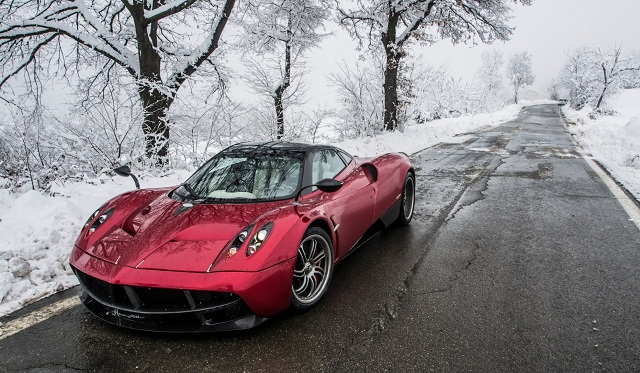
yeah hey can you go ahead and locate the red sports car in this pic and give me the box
[70,142,415,331]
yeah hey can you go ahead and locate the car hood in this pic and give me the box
[81,191,288,273]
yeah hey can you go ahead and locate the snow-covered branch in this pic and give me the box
[394,0,436,45]
[165,0,235,99]
[144,0,199,23]
[0,1,139,78]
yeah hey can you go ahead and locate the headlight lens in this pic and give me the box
[86,207,114,235]
[227,224,254,258]
[83,207,103,229]
[247,222,274,256]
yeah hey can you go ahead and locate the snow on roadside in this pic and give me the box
[0,171,190,318]
[563,89,640,200]
[336,103,524,157]
[0,101,534,318]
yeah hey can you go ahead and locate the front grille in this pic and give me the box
[73,268,250,317]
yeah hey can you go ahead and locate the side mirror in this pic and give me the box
[113,165,140,189]
[295,178,343,201]
[315,178,344,193]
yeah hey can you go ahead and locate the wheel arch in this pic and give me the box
[308,218,334,246]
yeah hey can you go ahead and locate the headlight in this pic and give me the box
[85,207,115,235]
[83,206,104,229]
[227,224,254,258]
[247,222,274,256]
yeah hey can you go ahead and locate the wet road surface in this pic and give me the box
[1,104,639,372]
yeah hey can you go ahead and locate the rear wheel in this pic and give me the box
[397,172,415,225]
[290,227,334,311]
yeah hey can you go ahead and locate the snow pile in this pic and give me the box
[563,89,640,200]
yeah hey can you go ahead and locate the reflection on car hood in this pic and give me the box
[82,192,288,273]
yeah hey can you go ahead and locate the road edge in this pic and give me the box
[560,106,640,230]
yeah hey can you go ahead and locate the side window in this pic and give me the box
[311,150,347,185]
[338,150,353,165]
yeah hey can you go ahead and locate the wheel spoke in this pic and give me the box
[307,274,318,295]
[293,275,308,294]
[298,244,309,263]
[308,239,318,261]
[311,250,325,263]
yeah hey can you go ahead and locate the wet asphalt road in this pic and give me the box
[1,104,640,372]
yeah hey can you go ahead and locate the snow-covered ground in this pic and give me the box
[563,89,640,200]
[1,97,638,318]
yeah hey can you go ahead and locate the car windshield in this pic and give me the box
[174,151,304,202]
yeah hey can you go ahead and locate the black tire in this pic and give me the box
[290,227,334,311]
[397,172,415,225]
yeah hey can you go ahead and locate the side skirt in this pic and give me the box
[342,199,402,260]
[379,198,402,228]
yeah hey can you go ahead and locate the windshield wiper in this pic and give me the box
[176,183,201,200]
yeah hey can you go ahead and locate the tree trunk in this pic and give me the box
[139,84,170,160]
[595,88,607,110]
[273,22,292,140]
[595,63,609,110]
[384,53,400,131]
[274,92,285,139]
[132,1,170,163]
[383,12,400,132]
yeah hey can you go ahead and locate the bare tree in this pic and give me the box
[171,95,248,166]
[305,106,334,143]
[560,46,640,110]
[338,0,532,131]
[0,0,236,162]
[239,0,329,139]
[560,47,598,110]
[61,75,144,172]
[478,50,505,108]
[0,101,60,190]
[593,46,640,110]
[506,51,535,103]
[329,60,383,139]
[242,54,310,139]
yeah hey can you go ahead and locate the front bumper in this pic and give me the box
[71,247,296,332]
[74,268,266,332]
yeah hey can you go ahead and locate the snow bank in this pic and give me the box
[563,89,640,200]
[0,171,190,317]
[336,103,523,157]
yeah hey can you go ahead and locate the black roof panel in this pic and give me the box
[221,141,338,155]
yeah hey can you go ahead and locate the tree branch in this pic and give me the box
[165,0,235,103]
[395,0,435,46]
[144,0,199,23]
[0,34,58,87]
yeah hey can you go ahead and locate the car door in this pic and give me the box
[310,150,376,259]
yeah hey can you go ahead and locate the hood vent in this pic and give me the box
[174,203,196,217]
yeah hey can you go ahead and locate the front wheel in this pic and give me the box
[290,227,334,311]
[397,172,415,225]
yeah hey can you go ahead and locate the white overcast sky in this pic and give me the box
[39,0,640,110]
[301,0,640,104]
